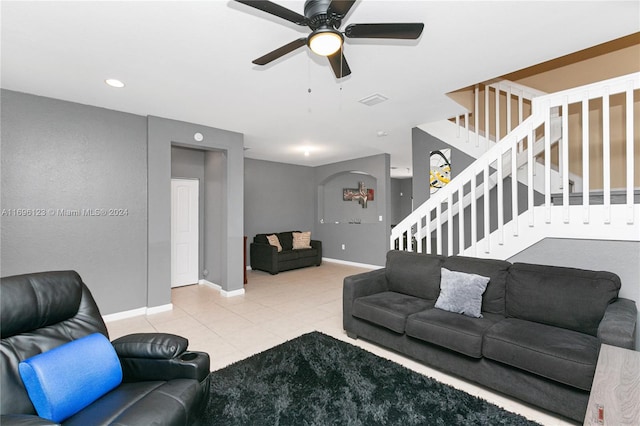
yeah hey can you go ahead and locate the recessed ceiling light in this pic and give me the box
[105,79,125,88]
[304,150,310,157]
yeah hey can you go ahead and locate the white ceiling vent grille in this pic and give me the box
[358,93,388,107]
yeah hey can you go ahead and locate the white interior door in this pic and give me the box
[171,179,199,287]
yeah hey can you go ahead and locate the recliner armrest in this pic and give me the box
[112,333,210,382]
[112,333,188,359]
[597,297,637,349]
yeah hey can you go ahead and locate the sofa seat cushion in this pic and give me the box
[406,310,504,358]
[277,250,301,262]
[64,379,202,426]
[483,318,600,391]
[353,292,434,334]
[295,248,318,259]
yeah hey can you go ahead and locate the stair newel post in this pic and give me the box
[625,80,635,224]
[582,92,591,224]
[528,125,536,227]
[506,87,512,135]
[447,192,454,256]
[483,163,491,253]
[416,215,423,254]
[485,86,490,149]
[465,112,470,143]
[471,173,478,255]
[475,85,480,147]
[426,207,432,255]
[436,201,443,255]
[458,187,465,255]
[495,86,501,142]
[562,96,570,223]
[544,100,552,224]
[511,141,519,237]
[497,150,504,245]
[603,86,611,224]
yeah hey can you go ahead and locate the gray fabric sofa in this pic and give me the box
[250,231,322,274]
[343,250,637,422]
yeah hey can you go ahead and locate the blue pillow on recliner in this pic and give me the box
[19,333,123,423]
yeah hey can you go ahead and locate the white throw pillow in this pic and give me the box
[266,234,282,252]
[292,231,312,250]
[434,268,490,318]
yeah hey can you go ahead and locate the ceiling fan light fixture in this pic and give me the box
[308,29,343,56]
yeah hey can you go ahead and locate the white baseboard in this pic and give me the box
[102,303,172,323]
[146,303,173,315]
[322,257,383,270]
[199,279,221,290]
[221,288,245,297]
[103,307,147,322]
[200,279,245,297]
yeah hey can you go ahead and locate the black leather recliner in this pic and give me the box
[1,270,211,425]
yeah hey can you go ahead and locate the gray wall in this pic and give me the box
[244,158,316,261]
[509,238,640,350]
[315,154,391,266]
[390,178,413,226]
[412,127,475,208]
[1,90,148,314]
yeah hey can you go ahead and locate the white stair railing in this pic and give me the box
[392,73,640,258]
[419,80,546,159]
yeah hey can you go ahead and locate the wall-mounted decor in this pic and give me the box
[343,181,374,208]
[430,149,451,194]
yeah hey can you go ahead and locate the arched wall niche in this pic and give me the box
[318,170,378,224]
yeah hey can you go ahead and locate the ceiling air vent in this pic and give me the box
[358,93,388,107]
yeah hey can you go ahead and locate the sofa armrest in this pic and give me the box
[112,333,210,382]
[311,240,322,265]
[250,242,278,274]
[343,268,388,332]
[0,415,58,426]
[597,298,637,349]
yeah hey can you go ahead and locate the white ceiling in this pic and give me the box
[2,1,639,177]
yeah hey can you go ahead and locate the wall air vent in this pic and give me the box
[358,93,388,107]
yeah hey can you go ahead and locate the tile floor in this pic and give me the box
[106,261,575,426]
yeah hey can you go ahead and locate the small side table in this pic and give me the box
[583,344,640,425]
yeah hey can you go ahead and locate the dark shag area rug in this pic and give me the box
[196,332,541,426]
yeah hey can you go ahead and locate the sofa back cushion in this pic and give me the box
[254,232,299,251]
[506,263,621,336]
[278,232,296,251]
[443,256,511,315]
[385,251,443,300]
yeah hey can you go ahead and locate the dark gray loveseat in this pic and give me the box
[343,250,637,422]
[250,231,322,274]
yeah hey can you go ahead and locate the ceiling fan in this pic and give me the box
[234,0,424,78]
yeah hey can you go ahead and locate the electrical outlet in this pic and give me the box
[341,244,345,250]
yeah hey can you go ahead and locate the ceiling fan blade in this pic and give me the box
[252,38,307,65]
[235,0,308,26]
[327,50,351,78]
[327,0,357,17]
[345,23,424,39]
